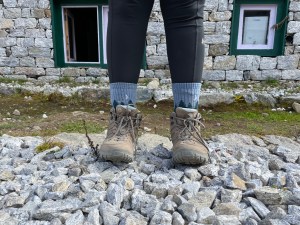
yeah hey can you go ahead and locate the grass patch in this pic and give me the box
[0,77,27,84]
[35,138,65,153]
[59,120,105,133]
[262,78,280,87]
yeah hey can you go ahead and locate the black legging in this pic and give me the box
[107,0,205,84]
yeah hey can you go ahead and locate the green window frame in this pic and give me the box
[50,0,146,68]
[230,0,289,56]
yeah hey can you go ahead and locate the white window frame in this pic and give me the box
[61,5,101,64]
[102,5,109,64]
[237,4,277,50]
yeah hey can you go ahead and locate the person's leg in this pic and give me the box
[107,0,154,107]
[161,0,208,165]
[160,0,205,110]
[98,0,154,163]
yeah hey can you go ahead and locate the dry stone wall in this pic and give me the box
[0,0,299,82]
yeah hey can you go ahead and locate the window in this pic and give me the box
[230,0,289,56]
[51,0,108,67]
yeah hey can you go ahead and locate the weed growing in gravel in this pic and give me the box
[35,138,65,153]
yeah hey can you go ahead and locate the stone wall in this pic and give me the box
[0,0,299,82]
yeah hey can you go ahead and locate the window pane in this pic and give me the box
[242,10,270,45]
[63,7,99,63]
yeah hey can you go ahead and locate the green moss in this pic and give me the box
[35,139,65,153]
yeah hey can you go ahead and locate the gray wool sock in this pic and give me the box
[110,82,137,107]
[172,83,201,110]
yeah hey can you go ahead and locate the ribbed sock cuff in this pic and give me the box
[172,83,201,109]
[110,82,137,107]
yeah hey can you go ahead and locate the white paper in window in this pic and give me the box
[243,16,269,45]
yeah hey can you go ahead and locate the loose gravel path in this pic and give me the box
[0,132,299,225]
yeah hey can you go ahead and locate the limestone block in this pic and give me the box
[0,48,6,57]
[218,0,228,11]
[0,19,14,29]
[31,9,45,19]
[209,44,229,56]
[3,0,17,7]
[15,18,37,29]
[209,11,232,21]
[9,29,25,37]
[0,30,8,37]
[0,67,13,75]
[204,56,213,70]
[146,45,156,56]
[38,0,50,9]
[17,38,35,47]
[36,58,54,68]
[147,56,168,69]
[144,70,155,78]
[204,0,219,11]
[204,22,216,33]
[202,70,226,81]
[147,22,165,35]
[289,2,300,12]
[277,55,299,69]
[289,12,294,21]
[35,38,53,48]
[282,70,300,80]
[246,70,261,81]
[216,21,231,34]
[287,21,300,33]
[0,38,17,47]
[157,44,167,56]
[29,47,51,57]
[203,35,230,44]
[0,57,18,67]
[20,57,35,67]
[3,8,21,19]
[294,12,300,21]
[46,68,61,76]
[146,35,160,46]
[46,30,52,38]
[62,68,85,77]
[236,55,260,70]
[15,67,45,76]
[226,70,243,81]
[25,29,46,38]
[18,0,38,8]
[21,8,30,18]
[261,70,282,80]
[154,69,170,79]
[213,56,236,70]
[152,0,160,11]
[293,32,300,45]
[11,46,28,57]
[38,18,51,29]
[260,57,277,70]
[86,68,107,76]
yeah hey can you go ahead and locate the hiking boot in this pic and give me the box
[97,105,142,163]
[170,107,209,165]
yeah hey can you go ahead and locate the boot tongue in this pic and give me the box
[175,107,198,119]
[116,105,139,116]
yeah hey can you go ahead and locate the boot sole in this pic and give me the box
[173,150,208,165]
[98,150,133,163]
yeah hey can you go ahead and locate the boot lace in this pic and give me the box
[173,113,209,149]
[107,110,141,144]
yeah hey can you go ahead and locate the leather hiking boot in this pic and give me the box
[98,105,142,163]
[170,107,209,165]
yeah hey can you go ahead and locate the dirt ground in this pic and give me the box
[0,92,299,139]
